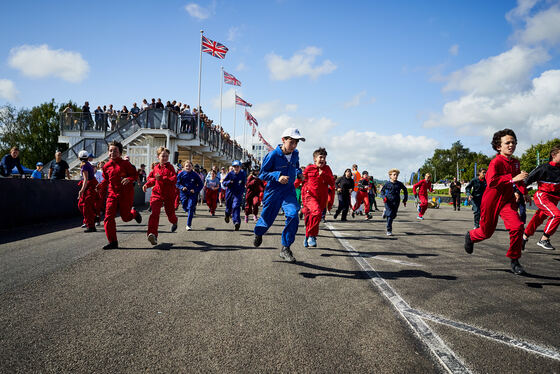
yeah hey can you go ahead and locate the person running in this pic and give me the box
[223,160,247,231]
[142,147,178,246]
[245,165,265,222]
[204,169,221,216]
[302,147,335,247]
[464,129,529,275]
[449,177,462,211]
[380,169,408,236]
[413,173,434,220]
[253,128,305,262]
[176,160,203,231]
[368,175,379,212]
[219,166,228,207]
[333,168,354,221]
[352,170,372,220]
[77,150,98,233]
[350,164,362,214]
[98,141,142,249]
[465,168,487,229]
[522,143,560,251]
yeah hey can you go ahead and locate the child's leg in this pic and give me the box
[469,196,502,243]
[148,199,163,237]
[118,190,137,222]
[244,193,252,216]
[281,193,300,247]
[252,195,260,216]
[104,196,119,243]
[363,194,370,214]
[500,202,524,259]
[472,197,482,228]
[419,195,428,217]
[232,194,242,224]
[255,191,284,237]
[525,209,545,237]
[186,196,197,227]
[304,196,321,237]
[532,192,560,238]
[225,192,233,217]
[163,197,178,225]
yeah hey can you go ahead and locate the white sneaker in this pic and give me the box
[80,224,87,228]
[185,225,192,231]
[147,233,157,245]
[386,231,393,236]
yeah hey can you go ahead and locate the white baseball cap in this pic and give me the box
[281,128,305,141]
[78,150,89,159]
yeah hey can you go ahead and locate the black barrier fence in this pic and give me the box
[0,178,146,229]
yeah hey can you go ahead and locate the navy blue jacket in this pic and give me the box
[176,170,203,199]
[380,180,408,203]
[0,154,24,176]
[223,170,247,196]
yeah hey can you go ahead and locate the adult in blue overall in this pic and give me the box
[253,128,305,262]
[176,160,203,230]
[223,160,247,231]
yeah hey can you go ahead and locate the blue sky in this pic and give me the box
[2,0,560,178]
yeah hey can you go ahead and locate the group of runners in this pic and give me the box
[76,127,560,275]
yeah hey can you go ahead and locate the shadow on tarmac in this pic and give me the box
[0,217,80,245]
[320,247,438,259]
[402,231,464,237]
[279,261,457,281]
[115,240,275,252]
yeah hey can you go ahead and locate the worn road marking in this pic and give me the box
[326,223,471,374]
[373,257,423,267]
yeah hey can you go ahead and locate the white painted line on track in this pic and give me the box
[326,222,471,374]
[373,257,423,267]
[404,308,560,362]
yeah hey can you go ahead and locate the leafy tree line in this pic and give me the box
[0,99,78,167]
[418,138,560,183]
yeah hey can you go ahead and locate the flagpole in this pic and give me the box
[219,66,223,131]
[233,90,237,159]
[243,108,247,161]
[197,30,203,141]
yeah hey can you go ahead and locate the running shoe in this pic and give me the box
[147,233,157,245]
[308,236,317,247]
[537,239,555,250]
[351,211,355,218]
[84,227,96,233]
[333,211,339,220]
[386,231,392,236]
[366,213,372,220]
[185,225,192,231]
[253,215,258,221]
[254,235,263,247]
[81,223,87,228]
[464,231,474,254]
[171,223,178,232]
[303,237,309,247]
[224,214,230,223]
[510,259,526,275]
[103,241,118,250]
[134,210,142,224]
[234,223,240,231]
[279,246,296,262]
[417,216,424,220]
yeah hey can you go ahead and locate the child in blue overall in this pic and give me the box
[223,160,247,231]
[380,168,408,236]
[253,128,305,262]
[176,160,203,230]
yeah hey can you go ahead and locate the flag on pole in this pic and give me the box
[245,110,258,127]
[224,71,241,86]
[235,95,252,107]
[201,35,229,59]
[252,123,256,136]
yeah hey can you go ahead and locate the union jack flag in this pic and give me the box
[235,95,252,107]
[224,71,241,86]
[245,110,258,127]
[201,35,228,59]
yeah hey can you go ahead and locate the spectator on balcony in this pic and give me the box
[102,105,109,130]
[141,99,149,110]
[118,106,129,128]
[138,163,147,184]
[94,106,104,131]
[107,104,117,131]
[0,146,24,177]
[155,98,164,109]
[82,101,93,130]
[130,102,140,118]
[48,151,70,180]
[61,103,73,130]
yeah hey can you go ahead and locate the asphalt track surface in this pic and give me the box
[1,199,559,373]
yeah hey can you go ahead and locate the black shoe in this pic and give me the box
[510,259,526,275]
[171,223,178,232]
[521,237,528,251]
[340,218,347,222]
[464,231,474,254]
[333,212,339,220]
[299,212,303,219]
[537,239,555,250]
[279,246,296,262]
[103,241,118,250]
[134,211,142,224]
[366,213,372,220]
[254,235,262,247]
[224,215,230,223]
[351,211,355,218]
[234,223,240,231]
[84,227,97,233]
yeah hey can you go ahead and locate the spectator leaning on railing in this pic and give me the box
[49,151,70,180]
[0,146,25,177]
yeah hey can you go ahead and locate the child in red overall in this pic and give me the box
[77,150,99,232]
[464,129,529,275]
[98,141,142,250]
[302,147,335,247]
[142,147,178,246]
[413,173,433,220]
[352,171,372,220]
[245,166,265,222]
[204,169,221,216]
[522,144,560,251]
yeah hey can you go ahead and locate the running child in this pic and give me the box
[77,150,98,233]
[465,168,487,229]
[522,143,560,251]
[204,169,221,216]
[142,147,178,246]
[253,128,305,262]
[333,168,354,221]
[98,141,142,249]
[302,147,335,247]
[245,165,265,222]
[380,169,408,236]
[413,173,434,220]
[352,170,372,220]
[464,129,529,275]
[176,160,203,230]
[223,160,247,231]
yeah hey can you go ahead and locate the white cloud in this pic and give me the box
[0,79,18,101]
[236,62,246,71]
[184,3,212,19]
[449,44,459,56]
[516,5,560,45]
[444,45,549,95]
[8,44,89,83]
[343,90,376,108]
[506,0,539,23]
[265,46,337,80]
[212,88,239,110]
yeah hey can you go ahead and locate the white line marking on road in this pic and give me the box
[326,223,471,374]
[373,257,423,267]
[405,308,560,362]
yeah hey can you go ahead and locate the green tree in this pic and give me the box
[520,138,560,172]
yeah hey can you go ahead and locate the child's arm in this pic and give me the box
[143,170,156,192]
[176,171,185,190]
[401,182,408,203]
[258,153,281,182]
[412,180,420,195]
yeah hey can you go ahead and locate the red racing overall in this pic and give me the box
[469,154,526,259]
[78,173,98,229]
[524,161,560,238]
[99,158,139,243]
[145,162,178,238]
[245,174,265,217]
[413,179,433,218]
[302,164,335,237]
